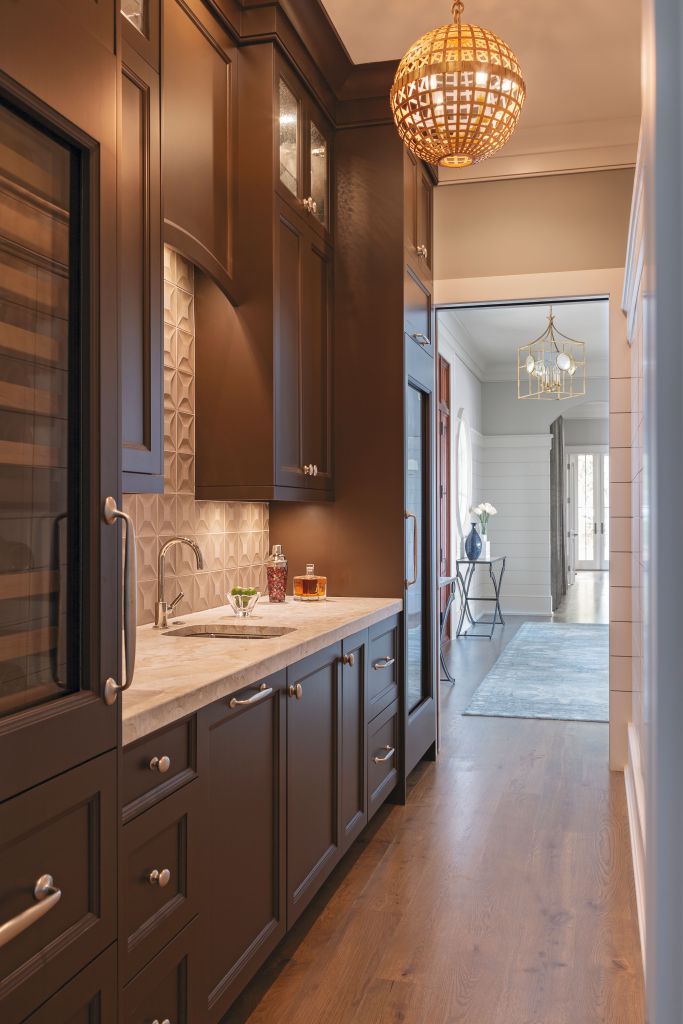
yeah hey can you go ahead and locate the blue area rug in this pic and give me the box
[463,622,609,723]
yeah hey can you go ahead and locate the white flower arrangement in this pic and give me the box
[470,501,497,535]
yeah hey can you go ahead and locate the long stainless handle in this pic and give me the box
[103,496,138,706]
[372,745,395,765]
[601,522,604,535]
[405,511,418,587]
[593,521,597,534]
[373,657,395,671]
[229,683,273,708]
[0,874,62,950]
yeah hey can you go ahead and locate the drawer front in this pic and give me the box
[404,266,432,353]
[22,944,117,1024]
[367,616,400,721]
[0,752,116,1024]
[120,781,199,983]
[367,700,399,820]
[122,916,201,1024]
[122,716,197,823]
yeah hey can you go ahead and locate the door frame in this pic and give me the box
[437,354,452,638]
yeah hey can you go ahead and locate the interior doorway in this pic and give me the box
[567,450,610,574]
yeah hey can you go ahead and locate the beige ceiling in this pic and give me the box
[321,0,641,180]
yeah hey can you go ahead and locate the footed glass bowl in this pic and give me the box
[226,591,261,618]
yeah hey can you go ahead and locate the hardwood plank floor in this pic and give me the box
[224,608,644,1024]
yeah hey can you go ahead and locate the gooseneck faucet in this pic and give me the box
[154,536,204,628]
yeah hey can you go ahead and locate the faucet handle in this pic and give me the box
[168,591,183,614]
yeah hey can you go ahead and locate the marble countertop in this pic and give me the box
[122,596,402,745]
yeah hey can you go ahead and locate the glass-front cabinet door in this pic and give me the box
[404,341,437,774]
[278,77,299,199]
[0,32,120,802]
[308,119,329,230]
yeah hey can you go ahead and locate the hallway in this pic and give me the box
[554,571,609,625]
[224,609,643,1024]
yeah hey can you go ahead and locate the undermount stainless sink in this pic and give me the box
[163,623,295,639]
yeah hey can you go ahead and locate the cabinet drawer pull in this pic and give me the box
[342,653,355,667]
[417,243,428,259]
[372,745,395,765]
[229,683,272,708]
[0,874,61,949]
[411,332,430,346]
[148,868,171,888]
[373,657,395,670]
[149,755,171,774]
[288,682,303,700]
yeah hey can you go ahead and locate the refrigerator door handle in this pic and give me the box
[102,496,137,705]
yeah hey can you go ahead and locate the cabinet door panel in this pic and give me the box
[405,266,432,354]
[120,781,199,983]
[340,631,366,852]
[302,239,332,491]
[368,700,400,820]
[274,202,304,489]
[416,168,433,280]
[200,674,286,1021]
[163,0,236,301]
[286,645,341,925]
[367,616,400,721]
[0,753,116,1024]
[22,943,116,1024]
[121,916,201,1024]
[120,46,163,486]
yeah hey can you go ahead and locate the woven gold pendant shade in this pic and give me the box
[390,1,526,168]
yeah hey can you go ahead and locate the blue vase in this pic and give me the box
[464,523,482,561]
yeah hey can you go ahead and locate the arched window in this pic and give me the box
[455,409,472,539]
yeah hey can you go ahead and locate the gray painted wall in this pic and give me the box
[564,417,609,446]
[481,377,609,435]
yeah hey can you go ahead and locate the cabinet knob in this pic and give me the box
[411,332,430,346]
[151,1019,171,1024]
[342,653,355,667]
[148,868,171,888]
[149,755,171,774]
[303,195,318,214]
[288,682,303,700]
[313,464,318,477]
[417,243,428,259]
[303,463,312,476]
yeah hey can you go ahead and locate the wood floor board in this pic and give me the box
[224,574,643,1024]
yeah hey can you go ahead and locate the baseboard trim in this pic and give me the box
[624,721,646,975]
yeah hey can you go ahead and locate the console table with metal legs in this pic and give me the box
[455,556,507,639]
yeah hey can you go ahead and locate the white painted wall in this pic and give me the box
[564,417,609,446]
[482,376,609,435]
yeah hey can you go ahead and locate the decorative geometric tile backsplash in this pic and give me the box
[122,247,269,625]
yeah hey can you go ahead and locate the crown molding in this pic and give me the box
[438,117,640,185]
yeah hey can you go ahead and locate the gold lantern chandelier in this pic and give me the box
[518,307,587,401]
[390,0,526,168]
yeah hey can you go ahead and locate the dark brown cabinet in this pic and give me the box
[22,944,117,1024]
[195,43,334,502]
[119,781,200,983]
[275,199,333,494]
[121,916,202,1024]
[404,150,434,285]
[119,40,163,492]
[162,0,237,302]
[276,60,333,243]
[340,631,367,853]
[199,673,286,1023]
[286,643,341,925]
[0,754,116,1024]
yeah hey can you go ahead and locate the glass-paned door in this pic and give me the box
[309,120,328,229]
[570,452,609,571]
[279,78,299,197]
[405,381,432,714]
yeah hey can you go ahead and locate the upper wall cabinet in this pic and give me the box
[119,34,163,492]
[162,0,238,302]
[121,0,160,69]
[404,151,433,285]
[276,60,333,243]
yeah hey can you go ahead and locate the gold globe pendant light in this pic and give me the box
[390,0,526,168]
